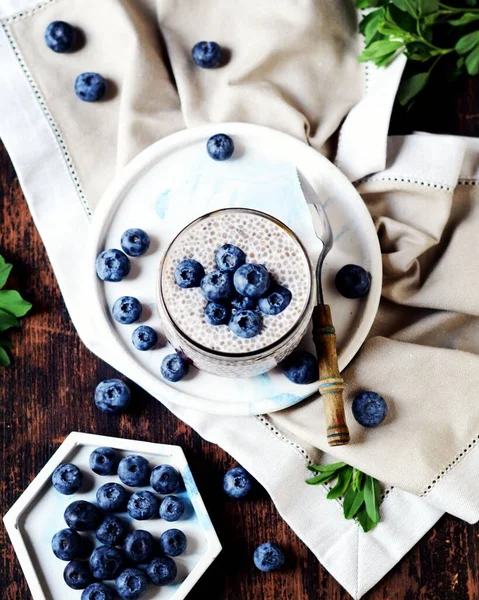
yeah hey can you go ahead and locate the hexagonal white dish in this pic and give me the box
[3,432,222,600]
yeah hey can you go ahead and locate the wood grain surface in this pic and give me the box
[2,73,479,600]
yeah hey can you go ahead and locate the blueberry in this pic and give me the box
[223,466,253,499]
[352,391,387,427]
[132,326,157,351]
[52,463,83,495]
[82,583,115,600]
[215,244,246,272]
[159,496,185,522]
[204,301,230,326]
[282,351,317,385]
[160,353,189,383]
[253,542,285,572]
[64,560,92,590]
[258,285,292,316]
[233,264,270,298]
[121,228,150,257]
[128,491,159,520]
[159,529,187,557]
[147,556,177,585]
[335,264,371,299]
[124,531,154,563]
[112,297,142,325]
[96,249,130,282]
[89,447,119,476]
[206,133,234,161]
[94,379,131,414]
[228,309,262,339]
[96,515,128,546]
[64,501,103,531]
[45,21,76,53]
[75,72,107,102]
[118,455,151,487]
[191,41,222,68]
[174,259,205,288]
[231,295,257,311]
[89,545,124,580]
[201,269,234,302]
[116,568,149,599]
[96,483,129,512]
[150,464,181,494]
[51,528,82,561]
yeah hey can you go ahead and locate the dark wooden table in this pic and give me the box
[2,70,479,600]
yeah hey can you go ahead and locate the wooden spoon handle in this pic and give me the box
[312,304,350,447]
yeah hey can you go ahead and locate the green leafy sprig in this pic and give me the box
[357,0,479,106]
[0,255,32,366]
[306,462,382,532]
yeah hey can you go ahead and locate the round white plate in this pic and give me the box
[86,123,382,416]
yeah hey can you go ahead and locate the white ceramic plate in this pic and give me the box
[85,123,382,416]
[3,432,221,600]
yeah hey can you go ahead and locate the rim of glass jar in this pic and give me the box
[157,207,314,359]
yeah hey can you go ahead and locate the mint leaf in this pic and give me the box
[327,466,353,500]
[397,71,429,106]
[361,9,386,47]
[352,468,363,492]
[0,309,19,332]
[466,45,479,75]
[0,257,12,290]
[450,13,479,26]
[0,346,10,367]
[363,475,381,522]
[357,505,377,532]
[387,5,417,35]
[307,462,346,473]
[343,487,365,519]
[0,290,32,317]
[456,31,479,54]
[306,471,338,486]
[391,0,418,17]
[356,0,388,8]
[418,0,438,16]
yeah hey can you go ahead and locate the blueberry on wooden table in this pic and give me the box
[352,391,388,427]
[335,264,371,299]
[45,21,77,53]
[63,559,93,590]
[282,351,317,385]
[132,325,158,351]
[96,515,128,546]
[75,72,107,102]
[147,556,177,585]
[160,353,189,383]
[254,542,285,572]
[112,296,142,324]
[96,249,130,282]
[215,244,246,272]
[204,301,231,326]
[118,455,151,487]
[174,258,205,288]
[64,500,103,531]
[94,379,131,414]
[150,464,181,494]
[160,528,187,557]
[233,263,270,298]
[121,228,150,257]
[159,495,185,522]
[124,530,154,563]
[258,284,292,316]
[89,447,119,476]
[207,133,235,160]
[191,41,223,68]
[223,466,253,499]
[89,545,124,580]
[116,568,149,599]
[52,463,83,495]
[82,583,116,600]
[228,309,262,339]
[201,269,235,302]
[96,482,129,512]
[51,528,83,561]
[128,491,159,520]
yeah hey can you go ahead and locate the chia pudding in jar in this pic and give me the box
[157,208,314,377]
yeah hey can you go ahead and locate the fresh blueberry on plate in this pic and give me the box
[52,528,83,561]
[159,529,187,557]
[223,466,253,499]
[89,447,119,476]
[174,259,205,289]
[229,309,262,339]
[63,560,93,590]
[121,228,150,257]
[96,482,129,512]
[124,530,154,563]
[282,351,317,385]
[64,500,103,531]
[191,41,222,68]
[112,296,142,325]
[206,133,234,161]
[215,244,246,272]
[150,464,181,494]
[96,249,130,282]
[204,301,231,326]
[253,542,285,572]
[132,326,157,351]
[128,491,159,520]
[147,556,177,585]
[335,264,371,299]
[258,285,292,316]
[89,545,124,580]
[231,295,257,311]
[94,379,131,414]
[352,391,388,427]
[45,21,76,53]
[201,269,234,302]
[233,263,270,298]
[52,463,83,495]
[116,568,149,599]
[96,515,128,546]
[118,455,151,487]
[159,496,185,522]
[75,72,107,102]
[160,353,189,383]
[82,583,115,600]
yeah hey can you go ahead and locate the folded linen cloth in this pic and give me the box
[2,0,479,597]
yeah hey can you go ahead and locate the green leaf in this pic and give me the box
[397,71,429,106]
[327,466,353,500]
[343,487,365,519]
[0,308,19,332]
[0,257,13,290]
[386,5,418,35]
[466,45,479,75]
[0,345,10,367]
[357,505,377,532]
[307,462,346,473]
[360,9,386,47]
[450,13,479,26]
[363,475,381,522]
[358,40,405,66]
[352,469,364,492]
[405,41,433,61]
[418,0,438,16]
[306,471,338,486]
[0,290,32,317]
[467,0,478,6]
[456,30,479,55]
[356,0,388,8]
[391,0,418,18]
